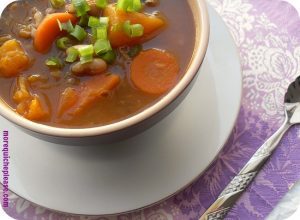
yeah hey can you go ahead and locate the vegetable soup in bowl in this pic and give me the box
[0,0,209,143]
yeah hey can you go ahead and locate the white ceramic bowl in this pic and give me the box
[0,0,209,144]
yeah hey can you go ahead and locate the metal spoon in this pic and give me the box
[200,76,300,220]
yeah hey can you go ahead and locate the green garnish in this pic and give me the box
[96,26,107,40]
[77,45,94,64]
[94,39,112,55]
[127,44,142,57]
[57,19,74,33]
[99,17,109,26]
[66,47,79,63]
[123,20,144,37]
[90,17,109,41]
[70,25,87,41]
[79,14,89,26]
[88,16,101,28]
[50,0,65,9]
[100,50,116,64]
[45,57,64,69]
[56,37,72,50]
[72,0,90,16]
[117,0,142,12]
[96,0,108,9]
[130,24,144,37]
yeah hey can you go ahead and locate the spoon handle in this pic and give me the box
[199,116,291,220]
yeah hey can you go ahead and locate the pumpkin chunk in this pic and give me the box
[103,5,166,47]
[58,74,120,119]
[0,40,30,77]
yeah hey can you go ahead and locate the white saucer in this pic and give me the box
[0,6,242,215]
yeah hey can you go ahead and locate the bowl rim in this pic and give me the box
[0,0,210,137]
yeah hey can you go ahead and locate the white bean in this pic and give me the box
[71,58,108,76]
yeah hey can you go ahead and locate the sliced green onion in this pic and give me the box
[66,47,79,63]
[79,14,89,26]
[50,0,65,9]
[100,17,109,26]
[77,45,94,64]
[91,25,108,41]
[56,37,72,50]
[117,0,130,11]
[130,24,144,37]
[96,26,107,39]
[57,19,74,33]
[80,55,93,64]
[131,0,142,12]
[96,0,108,9]
[88,16,100,27]
[100,50,116,64]
[117,0,142,12]
[45,57,64,69]
[72,0,90,16]
[123,20,131,36]
[123,20,144,37]
[127,44,142,57]
[70,25,87,41]
[94,39,111,55]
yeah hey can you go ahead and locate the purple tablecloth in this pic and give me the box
[2,0,300,219]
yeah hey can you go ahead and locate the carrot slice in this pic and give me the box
[130,49,180,95]
[103,5,166,47]
[34,13,77,53]
[58,74,121,119]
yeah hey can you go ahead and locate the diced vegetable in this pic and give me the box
[100,50,116,64]
[71,58,107,75]
[57,87,78,117]
[34,13,77,53]
[57,19,75,32]
[77,44,94,63]
[72,0,91,16]
[0,40,30,77]
[94,39,111,55]
[130,49,179,95]
[24,95,49,120]
[103,5,166,47]
[89,17,109,40]
[13,76,31,103]
[79,14,89,26]
[45,57,64,69]
[58,74,120,118]
[16,95,49,121]
[100,17,109,26]
[50,0,66,9]
[123,20,144,37]
[70,25,87,41]
[13,76,49,121]
[66,47,79,62]
[88,16,101,27]
[96,0,107,9]
[56,37,72,50]
[95,26,108,39]
[117,0,142,12]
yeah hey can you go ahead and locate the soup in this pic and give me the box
[0,0,195,128]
